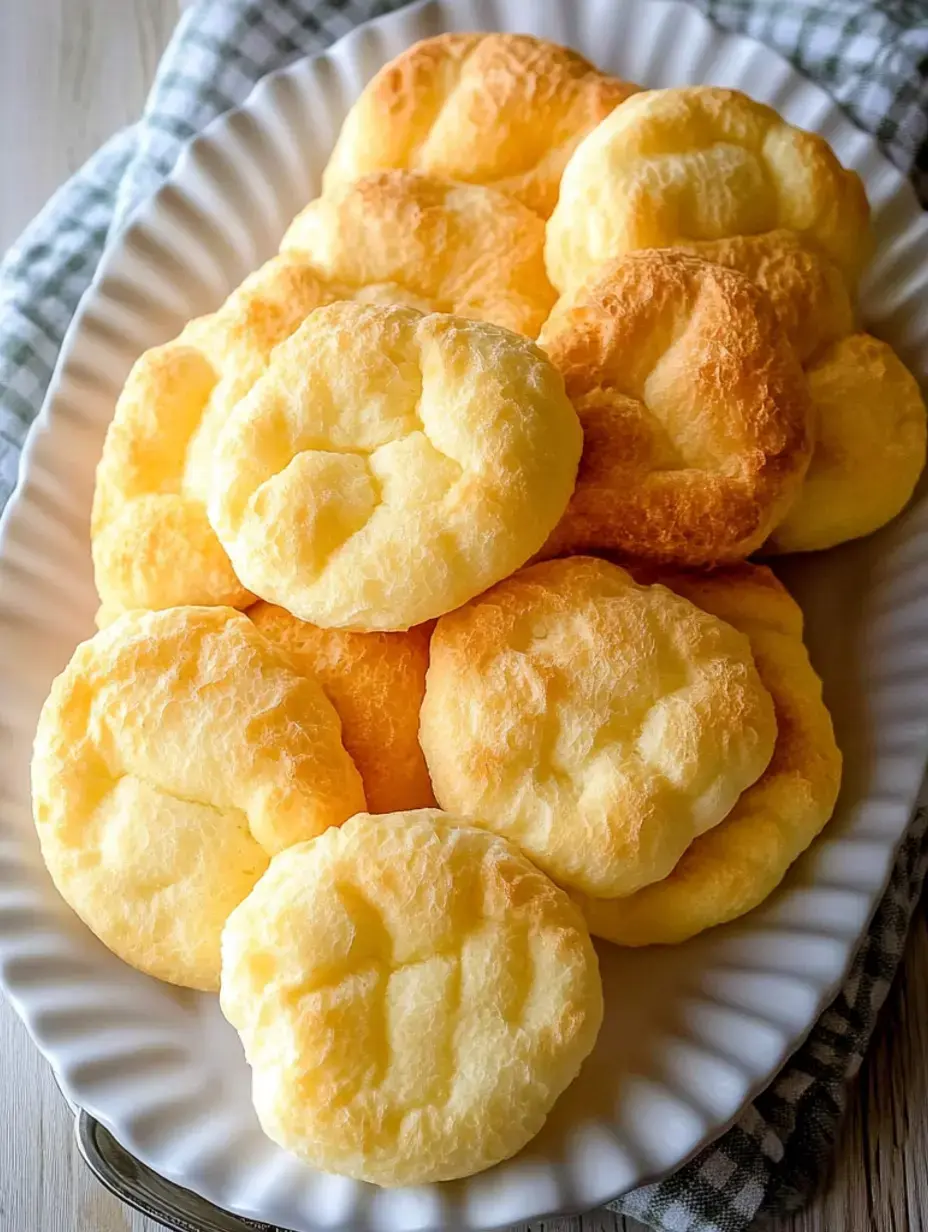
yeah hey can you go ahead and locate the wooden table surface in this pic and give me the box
[1,3,926,1231]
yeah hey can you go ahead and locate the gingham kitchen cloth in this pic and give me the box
[2,2,928,1230]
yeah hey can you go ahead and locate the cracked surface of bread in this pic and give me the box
[673,230,854,364]
[767,334,927,553]
[322,33,638,218]
[220,810,603,1186]
[208,302,583,630]
[546,86,870,294]
[30,607,365,991]
[419,556,777,899]
[576,565,842,945]
[93,172,556,620]
[538,250,812,566]
[248,603,435,813]
[92,255,339,616]
[282,171,556,337]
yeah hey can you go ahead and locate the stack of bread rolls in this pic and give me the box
[31,31,925,1188]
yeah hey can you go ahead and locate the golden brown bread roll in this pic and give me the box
[767,334,927,552]
[673,230,854,365]
[538,250,813,566]
[208,303,583,630]
[419,556,777,899]
[322,33,638,217]
[31,607,365,990]
[93,172,557,619]
[220,810,603,1185]
[546,86,871,293]
[576,565,842,944]
[282,170,556,337]
[249,602,435,813]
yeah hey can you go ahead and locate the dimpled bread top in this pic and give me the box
[30,607,365,990]
[576,565,842,945]
[672,230,854,365]
[281,171,556,337]
[208,303,583,631]
[546,86,871,294]
[538,250,813,567]
[419,556,778,899]
[248,603,436,814]
[767,334,927,553]
[220,810,603,1186]
[322,32,639,218]
[92,172,556,618]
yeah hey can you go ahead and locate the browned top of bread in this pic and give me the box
[323,32,638,217]
[538,250,813,566]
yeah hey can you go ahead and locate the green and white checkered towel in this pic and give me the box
[2,3,928,1230]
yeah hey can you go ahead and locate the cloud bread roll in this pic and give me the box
[208,303,583,630]
[673,230,854,365]
[322,33,638,218]
[93,172,556,620]
[30,607,365,990]
[767,334,927,552]
[538,250,813,566]
[249,602,435,813]
[546,86,871,294]
[419,556,777,899]
[576,565,842,945]
[282,170,556,337]
[220,810,603,1185]
[91,256,339,617]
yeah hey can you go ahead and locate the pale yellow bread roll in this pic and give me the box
[538,250,812,566]
[249,602,435,813]
[576,565,842,945]
[546,86,871,294]
[419,556,777,899]
[220,810,603,1185]
[767,334,927,553]
[282,170,556,337]
[93,172,556,619]
[208,303,583,630]
[92,256,337,617]
[31,606,365,991]
[673,230,854,365]
[322,33,638,218]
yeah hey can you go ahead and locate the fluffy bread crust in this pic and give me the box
[31,606,365,990]
[546,85,871,294]
[220,810,604,1185]
[576,564,842,944]
[538,250,813,566]
[248,602,436,813]
[420,555,778,898]
[322,32,638,218]
[208,302,583,630]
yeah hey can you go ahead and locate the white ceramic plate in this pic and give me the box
[3,1,928,1229]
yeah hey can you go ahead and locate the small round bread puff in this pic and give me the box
[576,565,842,945]
[546,86,871,295]
[673,230,854,365]
[92,256,337,616]
[281,171,556,337]
[31,607,365,991]
[538,250,813,566]
[767,334,927,553]
[208,302,583,630]
[249,602,435,813]
[322,33,638,218]
[220,810,603,1186]
[419,556,778,899]
[93,173,555,620]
